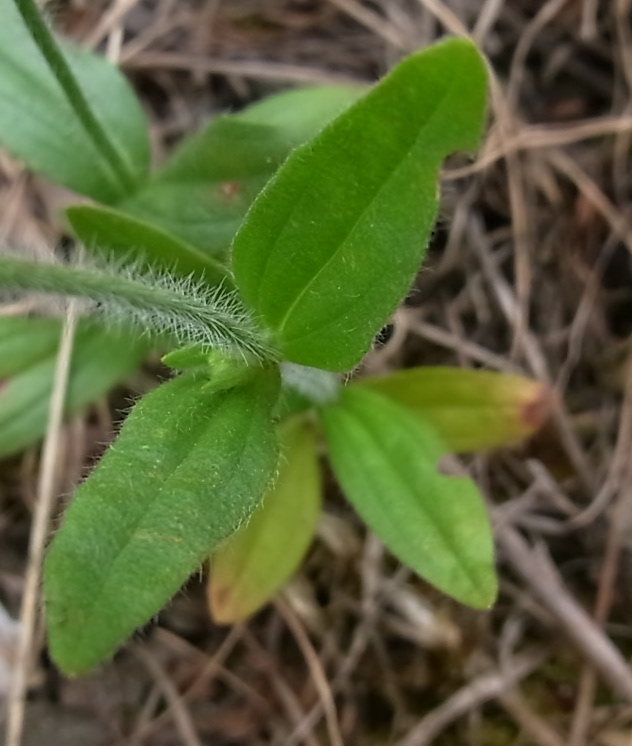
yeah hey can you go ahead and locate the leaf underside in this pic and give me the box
[210,417,322,623]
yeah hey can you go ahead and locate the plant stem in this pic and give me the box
[0,256,275,361]
[14,0,137,195]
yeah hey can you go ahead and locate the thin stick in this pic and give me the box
[569,363,632,745]
[545,148,632,258]
[276,598,344,746]
[500,690,567,746]
[394,651,548,746]
[133,646,202,746]
[326,0,408,50]
[498,526,632,702]
[5,298,80,746]
[124,52,362,86]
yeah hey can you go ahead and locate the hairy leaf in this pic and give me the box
[44,367,280,674]
[232,39,487,371]
[120,86,362,252]
[66,204,229,285]
[0,319,148,458]
[358,367,553,452]
[0,0,149,202]
[321,387,497,608]
[209,417,321,623]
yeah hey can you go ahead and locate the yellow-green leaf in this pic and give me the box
[209,417,321,623]
[358,367,552,452]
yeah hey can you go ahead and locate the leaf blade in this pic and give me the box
[0,320,148,459]
[0,0,149,202]
[358,367,553,452]
[44,368,280,674]
[120,86,363,252]
[209,417,321,623]
[66,204,229,284]
[321,387,497,608]
[232,39,487,371]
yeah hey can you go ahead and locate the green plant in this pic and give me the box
[0,0,551,675]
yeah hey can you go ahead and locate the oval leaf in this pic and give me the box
[232,39,487,371]
[321,387,497,608]
[66,204,229,285]
[0,0,149,202]
[44,367,280,674]
[358,367,553,452]
[209,417,321,623]
[0,319,148,459]
[121,86,362,252]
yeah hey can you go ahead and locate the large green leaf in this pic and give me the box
[232,39,487,371]
[321,387,497,608]
[44,367,281,674]
[66,204,229,285]
[209,417,321,623]
[0,318,148,459]
[0,0,149,203]
[357,367,552,452]
[120,86,362,253]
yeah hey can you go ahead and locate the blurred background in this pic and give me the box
[2,1,632,744]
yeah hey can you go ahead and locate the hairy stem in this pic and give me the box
[14,0,137,194]
[0,256,275,361]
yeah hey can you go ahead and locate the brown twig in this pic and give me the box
[497,526,632,702]
[5,297,79,746]
[394,650,548,746]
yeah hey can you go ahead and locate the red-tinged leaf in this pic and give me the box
[357,367,553,452]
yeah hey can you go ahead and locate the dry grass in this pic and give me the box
[2,0,632,744]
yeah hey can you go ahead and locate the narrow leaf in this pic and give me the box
[358,367,553,452]
[66,204,229,285]
[232,39,487,371]
[120,86,362,252]
[44,367,280,674]
[209,417,321,623]
[0,0,149,202]
[0,320,148,459]
[321,387,497,608]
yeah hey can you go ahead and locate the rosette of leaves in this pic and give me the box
[0,0,552,675]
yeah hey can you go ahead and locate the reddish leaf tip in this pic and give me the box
[519,382,556,435]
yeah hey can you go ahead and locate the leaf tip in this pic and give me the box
[208,579,247,625]
[519,382,555,436]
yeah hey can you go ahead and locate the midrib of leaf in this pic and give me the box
[346,397,488,600]
[68,387,256,645]
[267,78,456,338]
